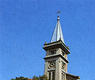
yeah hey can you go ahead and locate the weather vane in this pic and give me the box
[57,10,61,15]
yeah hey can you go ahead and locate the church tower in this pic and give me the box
[43,16,80,80]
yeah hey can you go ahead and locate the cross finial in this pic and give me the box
[57,10,61,14]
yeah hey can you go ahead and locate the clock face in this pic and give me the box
[48,60,56,69]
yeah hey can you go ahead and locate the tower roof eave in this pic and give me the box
[44,54,69,63]
[66,73,80,79]
[43,40,70,54]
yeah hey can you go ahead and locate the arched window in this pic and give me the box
[49,71,55,80]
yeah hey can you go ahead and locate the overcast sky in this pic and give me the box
[0,0,95,80]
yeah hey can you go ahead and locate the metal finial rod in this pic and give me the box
[57,11,61,20]
[57,16,60,21]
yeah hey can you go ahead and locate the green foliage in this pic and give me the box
[11,75,48,80]
[11,79,16,80]
[32,75,48,80]
[11,77,28,80]
[32,76,39,80]
[39,75,48,80]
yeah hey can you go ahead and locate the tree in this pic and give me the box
[32,76,39,80]
[11,77,28,80]
[11,79,15,80]
[39,75,48,80]
[11,75,48,80]
[32,75,48,80]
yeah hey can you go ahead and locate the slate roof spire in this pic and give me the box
[51,16,64,43]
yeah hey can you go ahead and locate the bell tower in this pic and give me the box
[43,16,70,80]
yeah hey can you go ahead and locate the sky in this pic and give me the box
[0,0,95,80]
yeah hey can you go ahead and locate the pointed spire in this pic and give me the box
[51,16,64,43]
